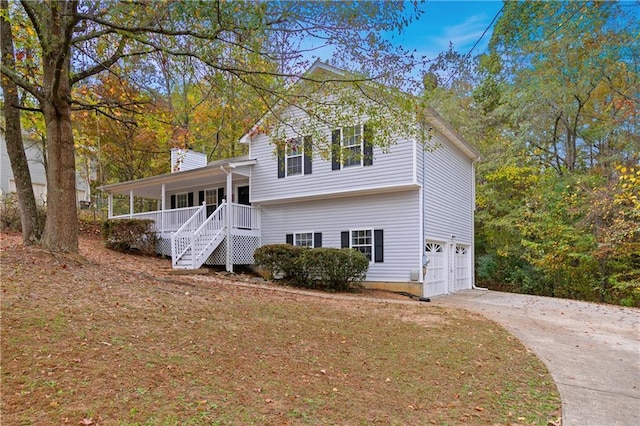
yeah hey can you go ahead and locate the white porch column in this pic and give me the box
[225,168,233,273]
[108,193,113,218]
[129,189,134,218]
[161,183,166,233]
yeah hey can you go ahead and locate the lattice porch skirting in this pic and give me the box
[157,235,260,267]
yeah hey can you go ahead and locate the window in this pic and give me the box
[351,229,372,259]
[295,232,313,248]
[342,125,362,167]
[278,136,312,178]
[286,232,322,248]
[176,192,188,208]
[332,123,373,170]
[286,137,303,176]
[205,189,217,207]
[341,229,383,263]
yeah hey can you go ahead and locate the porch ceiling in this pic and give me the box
[99,157,255,198]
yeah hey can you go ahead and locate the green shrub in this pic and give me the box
[0,193,46,233]
[0,194,21,232]
[255,244,369,292]
[102,219,157,255]
[302,248,369,292]
[253,244,309,284]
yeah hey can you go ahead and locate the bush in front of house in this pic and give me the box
[102,219,157,255]
[253,244,309,285]
[0,193,46,233]
[255,244,369,292]
[302,248,369,292]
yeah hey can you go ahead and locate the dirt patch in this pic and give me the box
[1,232,561,425]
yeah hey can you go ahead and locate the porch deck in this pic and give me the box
[109,202,260,270]
[110,203,260,236]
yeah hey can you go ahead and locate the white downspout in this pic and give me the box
[470,159,487,291]
[129,189,134,218]
[420,124,431,297]
[108,193,113,218]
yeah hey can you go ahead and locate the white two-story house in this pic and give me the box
[100,62,480,298]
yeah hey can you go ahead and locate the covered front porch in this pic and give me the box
[99,156,260,272]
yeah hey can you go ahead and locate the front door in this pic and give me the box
[237,186,250,205]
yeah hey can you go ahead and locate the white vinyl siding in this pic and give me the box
[260,189,420,282]
[1,134,91,205]
[171,149,207,172]
[419,132,474,245]
[250,106,416,203]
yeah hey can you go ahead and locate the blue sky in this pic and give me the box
[395,0,505,61]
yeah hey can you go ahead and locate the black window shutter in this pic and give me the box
[277,144,285,178]
[170,194,176,209]
[341,231,349,249]
[304,136,313,175]
[374,229,384,263]
[187,192,194,207]
[331,130,341,170]
[314,232,322,248]
[218,187,225,205]
[286,234,294,245]
[198,190,205,205]
[363,123,373,166]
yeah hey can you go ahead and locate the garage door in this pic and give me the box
[454,245,471,291]
[424,242,446,297]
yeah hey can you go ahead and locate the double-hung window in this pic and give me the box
[332,123,373,170]
[205,189,217,208]
[278,136,312,178]
[342,125,362,167]
[341,229,384,263]
[295,232,314,248]
[286,232,322,248]
[351,229,372,260]
[286,137,303,176]
[176,192,188,208]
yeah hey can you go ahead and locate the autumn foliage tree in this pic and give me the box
[1,0,422,252]
[420,1,639,305]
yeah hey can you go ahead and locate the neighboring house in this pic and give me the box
[0,131,91,206]
[100,62,481,298]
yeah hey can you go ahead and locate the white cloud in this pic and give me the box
[431,14,491,52]
[407,12,495,62]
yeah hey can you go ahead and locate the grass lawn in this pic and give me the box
[1,232,560,425]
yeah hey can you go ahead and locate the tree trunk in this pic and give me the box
[0,0,43,244]
[39,2,79,252]
[40,100,79,252]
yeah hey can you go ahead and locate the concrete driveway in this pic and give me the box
[431,290,640,426]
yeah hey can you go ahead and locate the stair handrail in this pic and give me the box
[191,201,227,268]
[171,202,207,267]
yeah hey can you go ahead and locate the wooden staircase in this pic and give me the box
[171,202,226,270]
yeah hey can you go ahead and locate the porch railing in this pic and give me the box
[232,203,260,230]
[171,202,208,267]
[110,206,201,233]
[191,203,226,268]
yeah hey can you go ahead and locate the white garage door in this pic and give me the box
[424,242,446,297]
[454,245,471,291]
